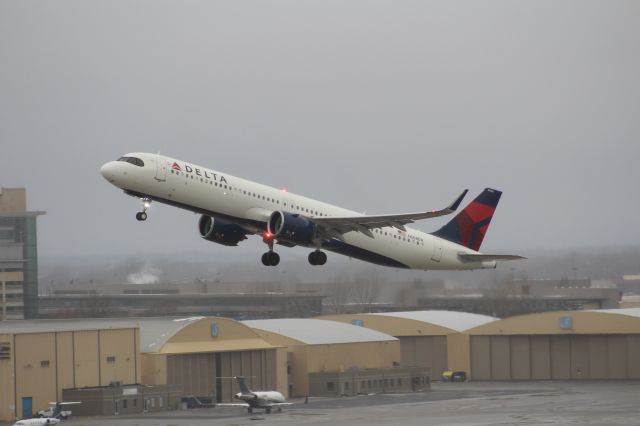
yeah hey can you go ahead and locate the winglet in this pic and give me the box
[447,189,468,212]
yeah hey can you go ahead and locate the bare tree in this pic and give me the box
[349,281,380,313]
[324,280,351,314]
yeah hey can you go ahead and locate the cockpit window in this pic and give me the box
[117,156,144,167]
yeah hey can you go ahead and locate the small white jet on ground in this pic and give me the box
[101,153,524,269]
[13,418,60,426]
[217,376,291,414]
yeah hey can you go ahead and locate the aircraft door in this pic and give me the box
[155,155,167,182]
[282,196,294,212]
[431,238,442,262]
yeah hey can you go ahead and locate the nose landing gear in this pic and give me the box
[136,198,151,221]
[261,232,280,266]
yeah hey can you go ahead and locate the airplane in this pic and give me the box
[101,153,524,269]
[216,376,291,414]
[13,418,60,426]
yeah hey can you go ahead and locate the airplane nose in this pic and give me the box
[100,161,116,182]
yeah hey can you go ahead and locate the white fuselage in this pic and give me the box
[236,390,286,407]
[101,152,495,270]
[13,419,60,426]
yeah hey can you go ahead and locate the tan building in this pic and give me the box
[466,308,640,380]
[138,316,287,402]
[0,320,139,421]
[243,318,407,397]
[0,316,287,422]
[320,311,497,378]
[0,188,45,319]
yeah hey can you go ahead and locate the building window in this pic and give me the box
[40,360,50,367]
[327,382,335,391]
[106,356,116,364]
[0,342,10,360]
[123,399,127,409]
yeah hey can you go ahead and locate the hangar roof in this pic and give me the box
[243,318,398,345]
[318,310,498,336]
[0,317,203,352]
[0,316,277,353]
[369,310,498,332]
[589,308,640,318]
[0,318,141,334]
[466,308,640,335]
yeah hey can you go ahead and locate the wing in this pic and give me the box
[266,402,293,407]
[215,403,250,407]
[458,254,526,262]
[311,189,468,239]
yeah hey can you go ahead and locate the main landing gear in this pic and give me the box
[135,198,151,221]
[261,251,280,266]
[308,250,327,266]
[261,232,280,266]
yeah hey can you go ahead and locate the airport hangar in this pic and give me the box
[321,309,640,381]
[465,308,640,380]
[2,309,640,420]
[0,317,287,421]
[243,318,430,398]
[319,310,498,379]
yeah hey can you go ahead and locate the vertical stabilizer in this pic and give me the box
[431,188,502,251]
[234,376,252,394]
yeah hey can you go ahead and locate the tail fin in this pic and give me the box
[431,188,502,251]
[234,376,252,394]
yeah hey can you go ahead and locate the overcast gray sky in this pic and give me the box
[1,1,639,263]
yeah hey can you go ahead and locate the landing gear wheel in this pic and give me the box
[248,407,253,414]
[265,407,272,414]
[308,250,327,266]
[136,198,151,221]
[261,251,280,266]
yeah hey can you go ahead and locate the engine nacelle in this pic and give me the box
[198,216,248,246]
[268,211,316,245]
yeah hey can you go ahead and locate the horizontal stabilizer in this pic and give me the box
[458,253,526,262]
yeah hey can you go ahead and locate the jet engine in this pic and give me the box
[198,216,248,246]
[268,211,316,245]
